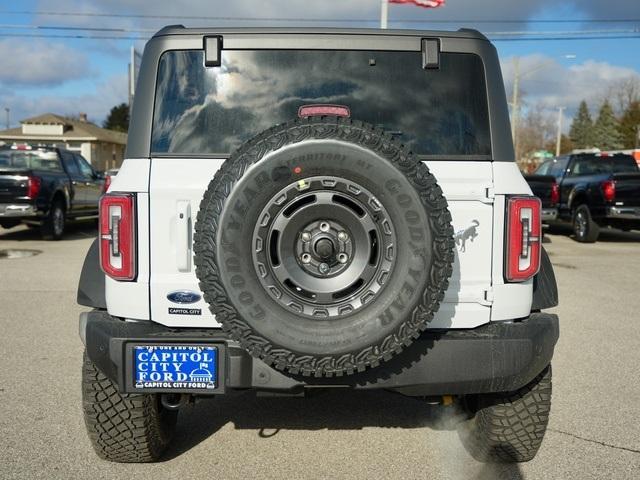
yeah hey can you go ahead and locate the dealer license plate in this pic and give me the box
[133,345,218,391]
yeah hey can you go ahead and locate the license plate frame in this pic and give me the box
[124,342,226,394]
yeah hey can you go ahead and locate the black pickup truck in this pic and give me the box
[0,145,104,239]
[523,173,559,223]
[533,153,640,242]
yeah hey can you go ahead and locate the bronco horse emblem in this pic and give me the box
[454,220,480,252]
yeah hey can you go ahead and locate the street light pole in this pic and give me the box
[380,0,388,29]
[556,107,565,157]
[510,54,575,161]
[4,108,9,130]
[511,57,520,160]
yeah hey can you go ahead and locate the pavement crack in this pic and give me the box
[549,428,640,454]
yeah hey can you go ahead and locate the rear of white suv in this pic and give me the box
[78,27,558,464]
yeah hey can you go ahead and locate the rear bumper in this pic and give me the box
[606,206,640,220]
[80,311,559,396]
[541,207,558,222]
[0,203,37,218]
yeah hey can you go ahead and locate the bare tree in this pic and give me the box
[604,76,640,116]
[516,101,556,166]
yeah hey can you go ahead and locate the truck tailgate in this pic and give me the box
[612,172,640,206]
[0,168,30,203]
[523,174,556,208]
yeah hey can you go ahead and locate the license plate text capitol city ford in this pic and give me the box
[134,345,218,390]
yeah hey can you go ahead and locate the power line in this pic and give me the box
[0,24,155,33]
[1,23,638,37]
[0,10,639,24]
[493,35,640,42]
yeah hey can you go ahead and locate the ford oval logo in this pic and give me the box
[167,290,201,304]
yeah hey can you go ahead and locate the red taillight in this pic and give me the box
[27,176,41,199]
[99,193,136,281]
[103,174,112,193]
[505,196,541,282]
[550,182,560,206]
[601,180,616,203]
[298,104,351,118]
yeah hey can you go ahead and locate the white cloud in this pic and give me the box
[1,74,127,127]
[0,39,92,87]
[31,0,546,29]
[500,54,640,131]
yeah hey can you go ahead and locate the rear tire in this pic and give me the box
[458,366,552,463]
[82,352,177,463]
[41,200,66,240]
[572,204,599,243]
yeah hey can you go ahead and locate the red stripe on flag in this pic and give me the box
[389,0,445,8]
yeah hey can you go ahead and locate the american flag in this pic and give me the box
[389,0,445,8]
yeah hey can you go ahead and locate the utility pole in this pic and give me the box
[556,107,565,157]
[511,57,520,161]
[4,108,9,130]
[380,0,388,29]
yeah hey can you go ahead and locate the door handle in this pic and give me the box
[72,181,77,185]
[176,201,192,272]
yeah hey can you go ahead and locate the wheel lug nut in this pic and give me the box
[338,231,348,242]
[301,232,311,242]
[318,262,330,275]
[301,253,311,264]
[319,222,330,232]
[337,253,348,264]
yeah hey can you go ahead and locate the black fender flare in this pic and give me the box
[568,186,587,211]
[531,247,558,311]
[77,238,106,309]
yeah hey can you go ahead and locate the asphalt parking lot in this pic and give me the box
[1,223,639,480]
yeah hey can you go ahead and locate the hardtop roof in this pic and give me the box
[152,25,488,42]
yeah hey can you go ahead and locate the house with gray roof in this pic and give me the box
[0,113,127,172]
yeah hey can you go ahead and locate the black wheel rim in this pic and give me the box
[53,207,64,236]
[252,176,396,318]
[575,210,587,237]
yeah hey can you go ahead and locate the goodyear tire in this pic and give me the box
[194,117,454,377]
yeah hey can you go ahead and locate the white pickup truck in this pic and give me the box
[77,26,559,464]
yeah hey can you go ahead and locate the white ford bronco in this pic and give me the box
[77,26,559,463]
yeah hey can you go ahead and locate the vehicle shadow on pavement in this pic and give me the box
[545,226,640,243]
[0,223,97,241]
[594,228,640,242]
[167,389,524,479]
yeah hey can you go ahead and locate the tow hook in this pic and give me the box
[160,393,190,410]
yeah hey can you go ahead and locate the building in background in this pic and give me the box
[0,113,127,172]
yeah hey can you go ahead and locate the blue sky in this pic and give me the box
[1,0,639,130]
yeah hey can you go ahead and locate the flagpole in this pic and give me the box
[380,0,388,29]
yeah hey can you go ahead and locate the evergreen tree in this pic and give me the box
[619,101,640,149]
[593,100,623,150]
[103,103,129,133]
[569,100,594,148]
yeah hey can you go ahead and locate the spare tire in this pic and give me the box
[194,117,454,377]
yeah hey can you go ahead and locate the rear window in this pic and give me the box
[609,155,639,173]
[0,149,63,172]
[151,50,491,157]
[570,155,639,176]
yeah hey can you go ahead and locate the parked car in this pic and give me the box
[534,153,640,242]
[523,173,559,223]
[0,145,103,239]
[77,27,559,464]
